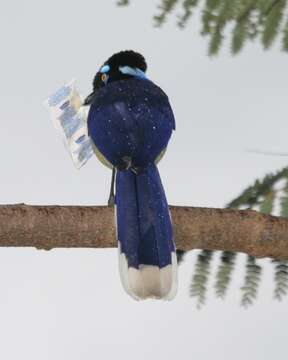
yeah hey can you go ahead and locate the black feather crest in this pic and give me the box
[105,50,147,72]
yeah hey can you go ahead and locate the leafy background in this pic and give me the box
[118,0,288,54]
[188,167,288,308]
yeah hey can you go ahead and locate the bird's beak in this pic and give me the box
[83,92,96,106]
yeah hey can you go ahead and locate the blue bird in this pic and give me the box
[85,50,177,300]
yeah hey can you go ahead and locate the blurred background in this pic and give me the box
[0,0,287,359]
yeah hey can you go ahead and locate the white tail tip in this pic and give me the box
[118,244,178,300]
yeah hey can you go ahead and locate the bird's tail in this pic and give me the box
[115,162,177,300]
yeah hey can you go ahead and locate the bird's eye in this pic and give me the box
[101,73,108,82]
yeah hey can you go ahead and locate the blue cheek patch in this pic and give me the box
[100,65,110,73]
[119,66,147,79]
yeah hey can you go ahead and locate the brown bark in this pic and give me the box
[0,204,288,259]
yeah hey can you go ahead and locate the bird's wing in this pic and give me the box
[87,79,175,166]
[45,80,94,169]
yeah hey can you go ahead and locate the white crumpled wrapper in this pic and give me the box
[44,80,93,169]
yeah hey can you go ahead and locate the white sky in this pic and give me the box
[0,1,288,359]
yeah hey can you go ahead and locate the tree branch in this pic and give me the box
[0,204,288,259]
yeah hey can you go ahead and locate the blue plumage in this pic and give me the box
[86,51,177,300]
[87,78,175,168]
[116,163,175,269]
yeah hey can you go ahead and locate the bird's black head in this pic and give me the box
[84,50,147,105]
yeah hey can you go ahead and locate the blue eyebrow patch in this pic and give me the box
[100,65,110,73]
[119,66,147,79]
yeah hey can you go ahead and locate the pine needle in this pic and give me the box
[190,250,213,308]
[241,256,262,308]
[215,251,237,299]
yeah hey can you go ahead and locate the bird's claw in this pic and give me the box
[117,156,132,171]
[131,166,143,175]
[108,194,115,206]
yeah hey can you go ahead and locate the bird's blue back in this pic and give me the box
[87,78,175,168]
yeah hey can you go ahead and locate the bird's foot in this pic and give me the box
[108,194,115,207]
[117,156,132,171]
[131,166,144,175]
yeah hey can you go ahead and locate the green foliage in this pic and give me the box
[209,27,224,54]
[206,0,238,53]
[259,190,275,214]
[280,179,288,217]
[273,260,288,300]
[153,0,180,26]
[178,0,200,28]
[282,19,288,49]
[231,0,258,53]
[241,256,262,307]
[214,251,237,299]
[117,0,129,5]
[227,167,288,306]
[118,0,288,55]
[226,167,288,306]
[227,167,288,209]
[206,0,223,11]
[187,166,288,307]
[262,0,286,49]
[231,15,250,54]
[190,250,213,308]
